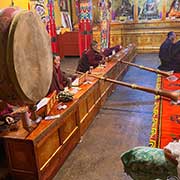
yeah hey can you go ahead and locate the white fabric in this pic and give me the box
[164,140,180,178]
[36,97,50,111]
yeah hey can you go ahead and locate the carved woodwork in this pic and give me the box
[93,21,180,53]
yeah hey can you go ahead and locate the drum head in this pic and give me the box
[7,11,53,104]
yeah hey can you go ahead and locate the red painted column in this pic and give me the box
[47,0,58,56]
[77,0,93,56]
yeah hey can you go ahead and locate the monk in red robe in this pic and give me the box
[48,55,76,94]
[76,40,122,73]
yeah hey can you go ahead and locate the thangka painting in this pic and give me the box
[58,0,69,12]
[92,0,100,25]
[111,0,134,21]
[61,12,72,30]
[99,0,111,49]
[138,0,162,20]
[167,0,180,18]
[29,0,48,24]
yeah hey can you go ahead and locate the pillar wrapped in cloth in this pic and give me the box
[77,0,93,56]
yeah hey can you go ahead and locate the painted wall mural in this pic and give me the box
[138,0,162,20]
[167,0,180,18]
[29,0,58,55]
[110,0,180,21]
[111,0,134,21]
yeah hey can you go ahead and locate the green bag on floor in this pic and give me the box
[121,146,178,180]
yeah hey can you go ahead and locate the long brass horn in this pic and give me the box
[76,71,179,102]
[115,56,173,77]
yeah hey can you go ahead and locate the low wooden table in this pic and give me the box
[0,45,136,180]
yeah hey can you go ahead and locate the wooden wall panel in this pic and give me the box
[79,101,100,136]
[59,111,78,143]
[94,83,100,102]
[79,98,88,121]
[6,140,36,172]
[94,21,180,53]
[87,91,95,111]
[40,150,60,180]
[58,128,79,166]
[10,172,37,180]
[37,131,60,168]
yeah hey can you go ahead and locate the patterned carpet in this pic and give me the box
[150,73,180,148]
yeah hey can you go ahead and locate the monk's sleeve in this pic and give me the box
[171,41,180,57]
[103,45,121,57]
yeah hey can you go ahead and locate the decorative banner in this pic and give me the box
[77,0,93,56]
[30,0,47,24]
[99,0,111,49]
[47,0,58,55]
[79,2,92,21]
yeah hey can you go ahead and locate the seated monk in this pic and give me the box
[76,40,122,73]
[158,31,180,72]
[170,40,180,72]
[158,31,177,71]
[48,55,76,94]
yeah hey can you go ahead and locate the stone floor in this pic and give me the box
[53,54,160,180]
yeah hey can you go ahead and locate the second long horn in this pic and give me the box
[116,57,173,77]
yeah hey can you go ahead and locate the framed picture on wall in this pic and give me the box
[59,0,68,12]
[61,12,72,30]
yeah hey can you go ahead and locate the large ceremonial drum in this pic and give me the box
[0,8,53,105]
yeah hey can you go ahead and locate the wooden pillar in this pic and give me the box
[134,0,138,23]
[162,0,166,21]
